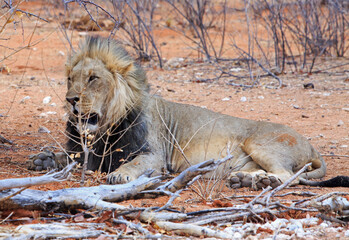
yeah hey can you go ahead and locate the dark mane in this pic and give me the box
[66,107,150,173]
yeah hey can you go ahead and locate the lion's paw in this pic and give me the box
[255,174,282,189]
[107,171,136,184]
[28,150,56,171]
[228,172,282,190]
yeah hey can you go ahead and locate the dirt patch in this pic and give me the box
[1,1,349,239]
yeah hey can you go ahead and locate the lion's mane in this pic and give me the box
[65,36,150,173]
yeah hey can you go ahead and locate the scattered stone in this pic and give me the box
[257,96,264,100]
[337,120,344,126]
[38,126,50,133]
[303,83,314,89]
[58,50,65,56]
[30,76,35,80]
[20,96,31,104]
[222,97,230,101]
[43,96,52,104]
[340,145,348,148]
[230,67,242,72]
[342,108,349,112]
[165,57,185,69]
[240,96,247,102]
[50,103,57,107]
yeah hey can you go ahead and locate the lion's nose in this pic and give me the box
[66,97,79,105]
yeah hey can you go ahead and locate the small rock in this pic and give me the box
[50,103,57,107]
[38,126,51,133]
[343,108,349,112]
[340,145,348,148]
[257,96,264,100]
[43,96,52,104]
[240,96,247,102]
[344,229,349,237]
[58,50,65,56]
[337,120,344,126]
[165,57,185,69]
[230,67,242,72]
[233,232,242,239]
[222,97,230,101]
[46,111,57,115]
[30,76,35,80]
[39,113,48,118]
[323,92,331,96]
[303,83,314,89]
[20,96,31,104]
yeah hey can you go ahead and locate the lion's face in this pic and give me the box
[66,56,137,134]
[66,57,112,133]
[65,37,147,135]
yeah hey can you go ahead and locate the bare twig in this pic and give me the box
[0,162,76,191]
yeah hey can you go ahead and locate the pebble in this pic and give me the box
[46,111,57,115]
[20,96,31,104]
[257,95,264,99]
[337,120,344,126]
[43,96,52,104]
[342,108,349,112]
[230,67,242,72]
[58,50,65,56]
[38,126,50,133]
[240,96,247,102]
[233,232,242,239]
[222,97,230,101]
[345,230,349,237]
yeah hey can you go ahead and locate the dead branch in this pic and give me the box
[0,134,13,145]
[158,155,233,193]
[113,217,162,238]
[8,223,106,239]
[0,171,161,211]
[0,162,76,191]
[261,163,311,205]
[155,221,233,239]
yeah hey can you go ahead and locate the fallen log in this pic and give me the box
[0,170,161,211]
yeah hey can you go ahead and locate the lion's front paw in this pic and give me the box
[107,170,136,184]
[28,150,56,171]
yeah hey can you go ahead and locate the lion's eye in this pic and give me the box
[88,75,98,82]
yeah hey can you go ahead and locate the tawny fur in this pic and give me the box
[35,36,329,189]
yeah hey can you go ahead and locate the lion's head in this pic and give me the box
[65,36,148,134]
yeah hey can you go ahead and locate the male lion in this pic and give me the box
[29,36,328,189]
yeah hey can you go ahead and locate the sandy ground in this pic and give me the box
[1,1,349,239]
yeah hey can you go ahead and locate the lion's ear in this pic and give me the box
[107,62,133,77]
[65,64,72,77]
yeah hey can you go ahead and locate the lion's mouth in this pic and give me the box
[74,111,100,133]
[81,113,99,125]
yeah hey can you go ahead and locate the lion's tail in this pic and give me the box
[299,148,349,187]
[299,147,326,184]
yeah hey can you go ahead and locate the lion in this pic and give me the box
[29,36,330,189]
